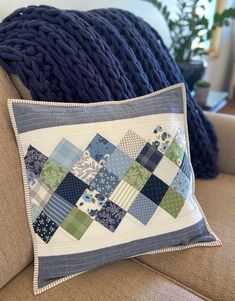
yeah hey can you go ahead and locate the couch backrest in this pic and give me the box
[0,67,33,288]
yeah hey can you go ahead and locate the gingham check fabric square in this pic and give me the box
[61,207,93,240]
[50,138,83,170]
[136,143,163,172]
[30,179,53,209]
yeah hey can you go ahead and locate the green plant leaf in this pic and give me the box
[142,0,235,61]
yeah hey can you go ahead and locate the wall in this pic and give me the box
[204,0,235,92]
[0,0,234,92]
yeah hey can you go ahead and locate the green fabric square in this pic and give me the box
[123,161,151,191]
[40,159,68,191]
[160,188,185,218]
[61,207,93,240]
[165,139,184,167]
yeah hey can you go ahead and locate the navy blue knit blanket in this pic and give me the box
[0,6,218,178]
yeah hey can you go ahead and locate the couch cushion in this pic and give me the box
[0,260,204,301]
[136,173,235,301]
[0,67,33,288]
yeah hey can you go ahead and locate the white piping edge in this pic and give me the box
[7,82,222,295]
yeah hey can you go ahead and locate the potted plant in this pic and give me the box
[194,80,211,105]
[144,0,235,90]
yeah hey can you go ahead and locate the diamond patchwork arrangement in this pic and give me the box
[25,124,192,244]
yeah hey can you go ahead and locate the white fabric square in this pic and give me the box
[153,156,179,185]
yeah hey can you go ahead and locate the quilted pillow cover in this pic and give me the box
[8,83,221,294]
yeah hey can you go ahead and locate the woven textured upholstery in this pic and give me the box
[0,5,218,178]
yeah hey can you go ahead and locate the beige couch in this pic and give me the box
[0,67,235,301]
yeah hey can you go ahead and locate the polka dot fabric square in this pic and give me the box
[128,193,157,225]
[104,148,134,178]
[55,172,89,205]
[159,188,185,218]
[117,130,146,159]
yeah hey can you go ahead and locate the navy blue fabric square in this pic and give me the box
[180,153,191,179]
[24,145,48,176]
[141,174,168,205]
[136,143,163,172]
[95,200,126,232]
[33,211,58,243]
[55,172,89,205]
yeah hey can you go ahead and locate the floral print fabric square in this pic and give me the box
[76,189,107,219]
[174,127,186,150]
[33,211,58,243]
[165,139,184,167]
[95,200,126,232]
[71,151,102,185]
[24,145,48,176]
[27,170,38,189]
[171,169,190,199]
[148,125,172,154]
[90,167,120,198]
[86,134,115,165]
[40,159,68,191]
[123,161,151,191]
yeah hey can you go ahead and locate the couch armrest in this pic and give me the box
[205,111,235,175]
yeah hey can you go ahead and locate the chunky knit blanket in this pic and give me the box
[0,6,218,178]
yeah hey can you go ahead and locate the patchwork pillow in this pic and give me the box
[8,83,221,294]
